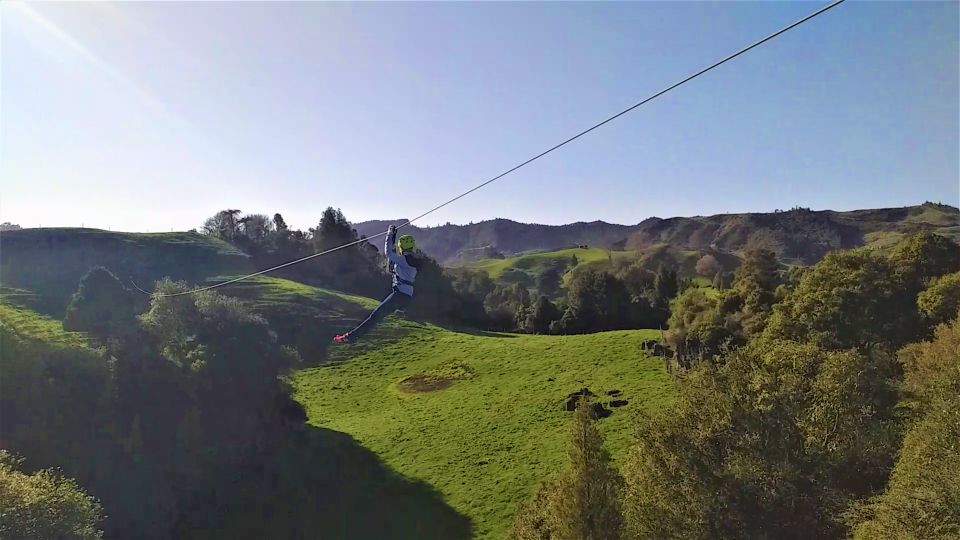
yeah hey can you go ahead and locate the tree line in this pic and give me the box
[510,232,960,539]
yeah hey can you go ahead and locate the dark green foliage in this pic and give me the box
[653,266,679,308]
[510,398,624,540]
[730,248,781,336]
[139,280,300,462]
[552,399,625,540]
[851,315,960,539]
[0,324,116,497]
[613,260,655,299]
[0,450,104,540]
[551,269,665,335]
[560,270,631,333]
[446,268,495,327]
[63,267,143,344]
[304,207,385,295]
[485,283,531,331]
[917,272,960,327]
[2,275,311,538]
[765,249,915,350]
[665,288,737,365]
[524,296,560,334]
[623,338,899,539]
[199,207,386,297]
[405,251,485,325]
[536,263,564,298]
[889,232,960,290]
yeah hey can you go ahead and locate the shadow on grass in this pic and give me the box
[177,426,473,540]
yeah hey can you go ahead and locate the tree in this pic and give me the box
[652,267,679,308]
[525,296,560,334]
[917,272,960,328]
[614,260,655,300]
[201,209,242,241]
[765,249,914,350]
[623,338,899,539]
[485,283,531,331]
[564,269,632,333]
[712,271,731,291]
[510,398,624,540]
[536,263,564,298]
[695,254,722,277]
[63,267,142,344]
[312,207,355,251]
[303,208,384,295]
[889,232,960,291]
[665,288,736,365]
[730,249,780,336]
[238,213,274,244]
[0,451,104,540]
[0,222,22,231]
[851,315,960,539]
[272,213,288,232]
[139,279,301,463]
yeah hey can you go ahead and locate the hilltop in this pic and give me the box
[356,203,960,265]
[0,228,251,317]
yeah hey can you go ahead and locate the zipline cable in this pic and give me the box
[134,0,846,298]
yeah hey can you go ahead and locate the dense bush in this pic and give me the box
[510,399,624,540]
[2,276,305,538]
[623,338,899,539]
[851,315,960,538]
[0,451,104,540]
[917,272,960,328]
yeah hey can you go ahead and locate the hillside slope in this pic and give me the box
[0,228,251,316]
[295,320,676,539]
[357,203,960,265]
[355,219,638,264]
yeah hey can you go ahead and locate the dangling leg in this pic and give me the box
[335,291,401,343]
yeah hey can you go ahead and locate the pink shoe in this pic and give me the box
[333,333,350,344]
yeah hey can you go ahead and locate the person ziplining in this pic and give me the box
[333,225,419,343]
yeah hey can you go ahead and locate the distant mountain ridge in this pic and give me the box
[356,203,960,264]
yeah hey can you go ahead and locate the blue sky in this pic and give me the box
[2,1,957,232]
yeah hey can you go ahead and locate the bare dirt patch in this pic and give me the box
[396,362,475,394]
[397,373,455,393]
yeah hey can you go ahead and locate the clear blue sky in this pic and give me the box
[2,1,957,232]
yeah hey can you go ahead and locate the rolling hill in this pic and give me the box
[356,203,960,265]
[1,241,677,538]
[0,228,252,317]
[296,317,675,539]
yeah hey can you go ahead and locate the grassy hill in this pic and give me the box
[295,318,676,538]
[0,228,251,317]
[0,300,92,349]
[462,243,737,298]
[0,298,475,540]
[466,247,622,278]
[217,276,382,362]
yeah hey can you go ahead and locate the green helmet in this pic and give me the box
[397,234,415,252]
